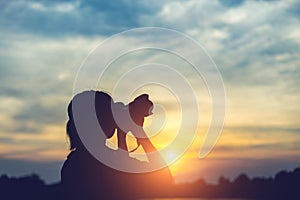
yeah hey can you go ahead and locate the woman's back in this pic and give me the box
[61,147,173,199]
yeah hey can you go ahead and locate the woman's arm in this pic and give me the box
[138,137,156,153]
[117,127,155,154]
[134,128,167,166]
[117,128,128,151]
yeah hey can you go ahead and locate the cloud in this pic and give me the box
[0,1,298,131]
[219,0,245,7]
[137,0,300,127]
[0,35,101,135]
[13,102,65,128]
[219,0,280,8]
[0,0,166,37]
[287,0,300,19]
[0,0,298,137]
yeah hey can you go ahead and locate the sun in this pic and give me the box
[166,152,176,162]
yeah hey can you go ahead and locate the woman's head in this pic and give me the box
[66,90,116,150]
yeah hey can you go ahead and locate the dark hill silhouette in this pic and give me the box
[0,174,61,200]
[0,166,299,199]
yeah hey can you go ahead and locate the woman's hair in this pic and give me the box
[66,90,116,150]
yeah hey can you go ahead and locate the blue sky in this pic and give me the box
[0,0,300,183]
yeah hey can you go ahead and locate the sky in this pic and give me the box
[0,0,300,184]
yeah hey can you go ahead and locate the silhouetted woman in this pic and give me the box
[61,91,172,200]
